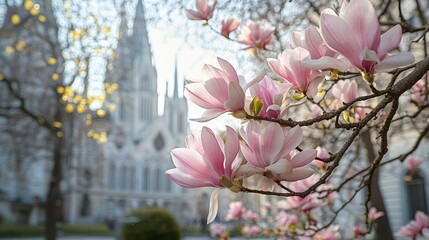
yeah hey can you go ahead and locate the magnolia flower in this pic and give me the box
[396,211,429,239]
[242,225,261,237]
[410,80,427,105]
[291,25,336,60]
[312,146,329,169]
[245,210,258,223]
[368,207,384,222]
[209,223,227,238]
[225,201,246,221]
[221,18,240,38]
[332,80,358,106]
[184,57,245,121]
[185,0,217,21]
[267,47,325,98]
[312,225,341,240]
[353,226,367,239]
[166,126,241,223]
[236,120,315,190]
[311,0,414,82]
[248,75,291,118]
[238,20,275,50]
[404,155,424,171]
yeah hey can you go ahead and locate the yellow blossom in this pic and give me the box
[38,15,46,22]
[65,104,75,112]
[24,0,34,10]
[15,41,26,51]
[53,121,62,128]
[5,46,14,54]
[96,109,106,117]
[57,86,65,94]
[48,57,57,65]
[11,15,20,25]
[56,131,63,138]
[51,73,59,81]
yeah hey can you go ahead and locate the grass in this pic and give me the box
[0,224,113,238]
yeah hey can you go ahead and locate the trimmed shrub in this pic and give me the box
[122,208,181,240]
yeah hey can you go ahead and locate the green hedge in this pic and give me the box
[122,208,181,240]
[0,224,112,238]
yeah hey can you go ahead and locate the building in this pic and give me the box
[63,0,200,226]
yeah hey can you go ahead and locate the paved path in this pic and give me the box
[0,236,213,240]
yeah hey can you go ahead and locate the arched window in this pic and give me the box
[129,168,136,192]
[404,170,428,220]
[178,112,184,133]
[120,166,127,190]
[119,101,126,121]
[142,167,150,191]
[155,169,162,192]
[108,164,116,189]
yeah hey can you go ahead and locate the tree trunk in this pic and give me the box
[45,135,63,240]
[361,130,394,240]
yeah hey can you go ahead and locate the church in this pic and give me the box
[63,0,199,226]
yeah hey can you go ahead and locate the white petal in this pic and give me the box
[375,52,415,72]
[207,188,221,224]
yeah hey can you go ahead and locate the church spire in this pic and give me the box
[131,0,149,48]
[173,57,179,99]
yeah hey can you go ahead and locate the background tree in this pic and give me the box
[159,0,429,239]
[0,0,118,239]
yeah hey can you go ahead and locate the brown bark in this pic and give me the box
[361,130,394,240]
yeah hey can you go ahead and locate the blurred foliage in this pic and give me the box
[122,208,181,240]
[0,224,112,238]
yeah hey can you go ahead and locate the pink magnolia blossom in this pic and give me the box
[236,120,316,189]
[221,18,240,38]
[238,20,275,50]
[291,25,336,60]
[209,223,227,238]
[312,146,329,169]
[331,80,358,107]
[313,0,414,79]
[410,80,428,105]
[267,47,325,98]
[275,212,298,236]
[185,0,217,21]
[166,126,241,223]
[184,57,245,122]
[312,225,341,240]
[248,75,291,118]
[368,207,384,222]
[353,226,367,239]
[404,155,424,171]
[225,201,246,221]
[396,211,429,239]
[245,210,258,223]
[242,225,261,237]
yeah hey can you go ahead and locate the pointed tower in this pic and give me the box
[164,57,188,141]
[107,0,158,139]
[131,0,158,136]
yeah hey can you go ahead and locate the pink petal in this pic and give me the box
[306,76,324,98]
[235,164,263,179]
[289,149,317,168]
[276,126,302,159]
[185,83,222,109]
[266,159,293,175]
[171,149,215,180]
[303,56,352,71]
[190,109,226,122]
[185,10,204,20]
[201,127,225,177]
[224,126,240,178]
[320,11,362,68]
[267,58,288,81]
[277,167,314,182]
[166,169,215,188]
[217,57,239,83]
[374,52,415,72]
[204,78,228,103]
[260,121,285,165]
[224,81,245,110]
[341,0,380,50]
[378,24,402,58]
